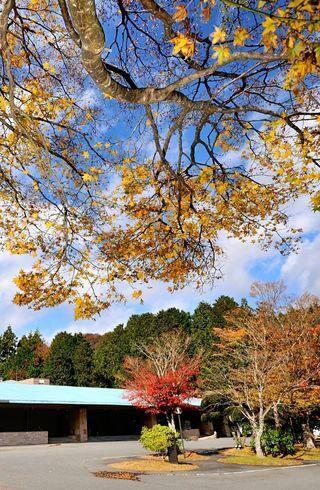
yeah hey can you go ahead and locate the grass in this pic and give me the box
[217,446,320,467]
[293,447,320,461]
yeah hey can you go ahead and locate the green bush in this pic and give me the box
[139,424,178,456]
[261,427,295,457]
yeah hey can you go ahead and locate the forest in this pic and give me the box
[0,295,237,387]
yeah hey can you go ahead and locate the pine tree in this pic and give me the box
[0,326,18,379]
[0,326,17,362]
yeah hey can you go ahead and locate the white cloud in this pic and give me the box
[281,233,320,296]
[0,253,45,335]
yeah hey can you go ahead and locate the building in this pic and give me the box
[0,379,207,447]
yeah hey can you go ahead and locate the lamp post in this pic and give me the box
[174,407,186,458]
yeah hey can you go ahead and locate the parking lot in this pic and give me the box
[0,438,319,490]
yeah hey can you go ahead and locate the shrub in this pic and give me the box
[139,424,178,456]
[261,427,295,457]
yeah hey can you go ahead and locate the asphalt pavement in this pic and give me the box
[0,438,319,490]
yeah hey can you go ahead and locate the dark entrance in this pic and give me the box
[0,405,73,438]
[87,407,145,437]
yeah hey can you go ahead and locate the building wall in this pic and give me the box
[0,431,48,446]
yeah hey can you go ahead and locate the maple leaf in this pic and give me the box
[212,46,231,63]
[82,150,89,159]
[173,5,188,23]
[233,27,250,46]
[211,26,227,44]
[132,290,142,299]
[82,173,95,182]
[171,33,195,58]
[262,17,278,35]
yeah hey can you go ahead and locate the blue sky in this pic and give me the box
[1,194,319,342]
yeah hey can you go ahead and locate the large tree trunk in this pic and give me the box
[302,416,316,450]
[254,427,264,458]
[252,417,265,458]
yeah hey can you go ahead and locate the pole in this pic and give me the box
[177,412,186,458]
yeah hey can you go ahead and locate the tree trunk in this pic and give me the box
[167,441,178,464]
[302,417,316,450]
[252,417,265,458]
[166,412,178,464]
[254,428,264,458]
[166,412,176,431]
[273,403,281,429]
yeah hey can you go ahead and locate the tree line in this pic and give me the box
[0,295,237,387]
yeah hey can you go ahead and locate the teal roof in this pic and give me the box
[0,381,201,407]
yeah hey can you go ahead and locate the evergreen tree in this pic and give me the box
[94,325,129,387]
[45,332,77,385]
[125,313,158,355]
[0,326,17,362]
[155,308,191,335]
[190,296,238,355]
[7,331,47,380]
[0,326,17,379]
[73,335,94,386]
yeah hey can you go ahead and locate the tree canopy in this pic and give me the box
[0,1,318,317]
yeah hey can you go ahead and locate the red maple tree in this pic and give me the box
[123,331,201,430]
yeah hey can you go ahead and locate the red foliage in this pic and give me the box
[124,357,200,414]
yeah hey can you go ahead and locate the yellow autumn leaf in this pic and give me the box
[233,27,250,46]
[211,26,227,45]
[262,17,278,35]
[171,32,195,58]
[43,61,55,74]
[123,157,136,164]
[82,173,95,182]
[212,46,231,63]
[173,5,188,23]
[132,290,142,299]
[82,150,89,159]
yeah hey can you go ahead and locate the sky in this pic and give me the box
[0,7,318,343]
[1,194,319,343]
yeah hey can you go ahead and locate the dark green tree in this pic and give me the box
[0,326,18,379]
[45,332,77,385]
[73,335,94,386]
[0,326,17,362]
[191,296,237,352]
[7,331,47,380]
[155,308,191,335]
[94,325,129,387]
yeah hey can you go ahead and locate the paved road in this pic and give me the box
[0,438,319,490]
